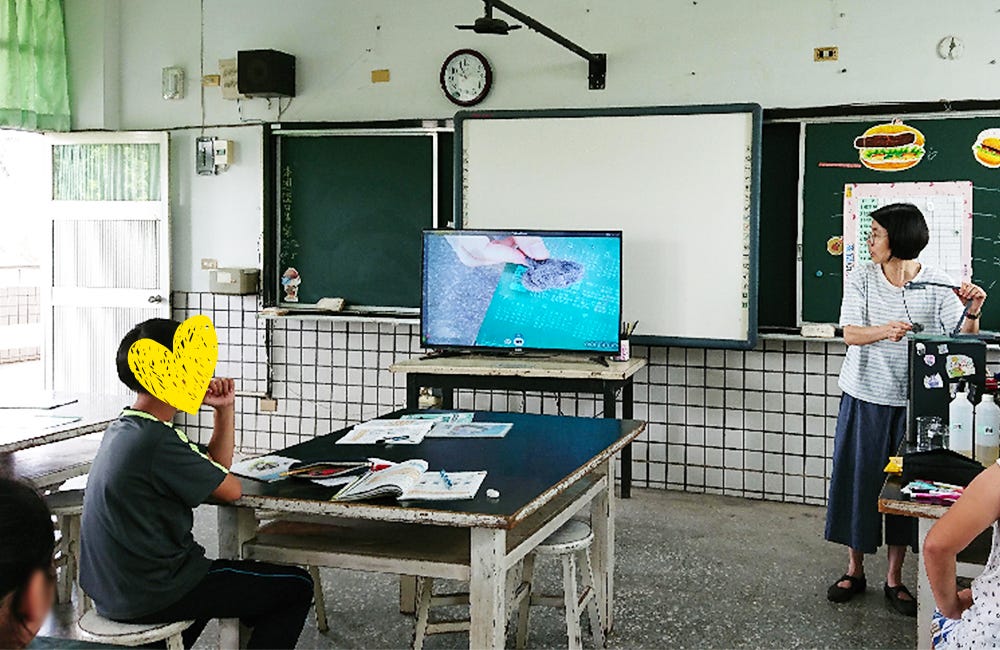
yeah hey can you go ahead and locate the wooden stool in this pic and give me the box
[45,489,84,605]
[515,519,605,650]
[77,610,193,649]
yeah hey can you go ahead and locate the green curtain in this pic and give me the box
[0,0,71,131]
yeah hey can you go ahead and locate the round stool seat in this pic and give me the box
[535,519,594,555]
[45,490,84,516]
[78,610,194,646]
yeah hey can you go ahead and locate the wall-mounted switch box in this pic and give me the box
[259,397,278,412]
[210,268,259,295]
[201,258,218,270]
[814,46,839,61]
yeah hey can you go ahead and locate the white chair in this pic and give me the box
[77,609,194,650]
[515,519,606,650]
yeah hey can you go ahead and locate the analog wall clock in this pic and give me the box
[440,49,492,106]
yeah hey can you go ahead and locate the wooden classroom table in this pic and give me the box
[390,355,647,498]
[218,410,645,649]
[0,395,120,487]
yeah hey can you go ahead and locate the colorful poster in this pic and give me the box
[842,181,973,286]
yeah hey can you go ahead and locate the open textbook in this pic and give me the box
[334,459,487,502]
[335,419,434,445]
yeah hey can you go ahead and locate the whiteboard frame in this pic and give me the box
[454,104,763,349]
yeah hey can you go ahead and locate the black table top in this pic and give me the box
[237,410,645,528]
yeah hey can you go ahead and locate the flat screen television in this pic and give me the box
[421,229,622,353]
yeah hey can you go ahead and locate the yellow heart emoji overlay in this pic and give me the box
[127,315,219,414]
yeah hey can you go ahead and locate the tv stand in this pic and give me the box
[390,355,647,498]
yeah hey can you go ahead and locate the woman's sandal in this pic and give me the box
[884,583,918,617]
[827,574,867,602]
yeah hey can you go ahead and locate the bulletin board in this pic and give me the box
[456,104,762,349]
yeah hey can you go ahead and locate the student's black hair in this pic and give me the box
[870,202,929,261]
[0,479,55,622]
[115,318,181,393]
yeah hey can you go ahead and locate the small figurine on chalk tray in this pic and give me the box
[281,267,301,302]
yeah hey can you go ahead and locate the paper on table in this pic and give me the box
[335,419,433,445]
[0,414,81,433]
[230,455,298,482]
[426,422,512,438]
[401,471,487,501]
[401,412,475,424]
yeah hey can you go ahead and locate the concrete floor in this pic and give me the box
[40,488,918,649]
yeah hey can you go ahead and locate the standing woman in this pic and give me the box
[825,203,987,616]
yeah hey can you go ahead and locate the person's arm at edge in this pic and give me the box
[843,323,911,346]
[203,377,241,502]
[958,282,986,335]
[924,464,1000,619]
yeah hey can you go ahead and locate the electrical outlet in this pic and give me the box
[202,74,221,87]
[814,46,839,61]
[259,397,278,412]
[201,258,218,270]
[371,69,390,83]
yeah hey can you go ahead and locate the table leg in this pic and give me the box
[469,527,508,649]
[621,380,634,499]
[917,517,932,650]
[406,376,420,410]
[591,459,616,634]
[399,576,417,615]
[217,505,257,649]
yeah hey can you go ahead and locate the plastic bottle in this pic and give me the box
[975,393,1000,466]
[949,382,975,458]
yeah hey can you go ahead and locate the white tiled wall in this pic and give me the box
[173,292,848,506]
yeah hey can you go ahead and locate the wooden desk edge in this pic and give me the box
[0,419,113,454]
[234,419,647,530]
[878,497,949,520]
[389,357,647,381]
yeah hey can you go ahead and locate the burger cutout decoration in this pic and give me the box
[853,120,926,172]
[973,128,1000,168]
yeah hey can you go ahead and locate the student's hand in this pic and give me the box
[882,321,913,342]
[203,377,235,410]
[954,282,987,312]
[447,235,549,267]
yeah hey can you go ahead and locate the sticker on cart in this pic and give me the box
[916,342,927,356]
[937,344,950,355]
[924,373,945,389]
[946,354,976,378]
[924,354,936,367]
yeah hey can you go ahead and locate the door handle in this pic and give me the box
[148,294,164,304]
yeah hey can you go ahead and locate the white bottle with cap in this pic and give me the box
[975,393,1000,466]
[950,383,975,458]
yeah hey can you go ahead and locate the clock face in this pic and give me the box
[440,49,492,107]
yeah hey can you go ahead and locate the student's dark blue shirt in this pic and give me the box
[79,409,227,620]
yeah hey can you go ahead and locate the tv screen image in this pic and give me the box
[422,230,622,353]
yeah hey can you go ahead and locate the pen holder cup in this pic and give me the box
[613,339,630,362]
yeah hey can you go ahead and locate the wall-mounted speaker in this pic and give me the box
[237,49,295,98]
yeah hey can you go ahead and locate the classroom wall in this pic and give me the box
[64,1,1000,503]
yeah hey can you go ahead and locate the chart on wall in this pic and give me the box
[842,181,973,287]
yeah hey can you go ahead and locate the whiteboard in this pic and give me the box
[456,105,761,348]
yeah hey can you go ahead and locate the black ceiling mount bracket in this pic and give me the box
[457,0,607,90]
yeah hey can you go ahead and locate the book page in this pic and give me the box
[334,459,429,501]
[335,420,433,445]
[400,471,487,501]
[426,422,511,438]
[230,455,299,483]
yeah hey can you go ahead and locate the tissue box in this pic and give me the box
[210,268,259,295]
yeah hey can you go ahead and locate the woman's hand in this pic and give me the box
[955,282,987,312]
[957,587,974,614]
[447,235,550,267]
[882,321,913,342]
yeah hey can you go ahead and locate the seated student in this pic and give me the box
[0,478,56,650]
[79,318,314,649]
[924,460,1000,648]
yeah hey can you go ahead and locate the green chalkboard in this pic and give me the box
[758,122,800,328]
[274,130,452,309]
[803,117,1000,329]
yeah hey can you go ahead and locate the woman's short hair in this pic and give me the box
[0,479,54,611]
[870,202,929,260]
[115,318,180,393]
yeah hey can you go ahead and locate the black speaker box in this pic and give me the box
[237,49,295,98]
